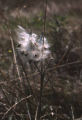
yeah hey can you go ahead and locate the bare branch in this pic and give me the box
[1,95,32,120]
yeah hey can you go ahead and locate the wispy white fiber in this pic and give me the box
[16,25,51,61]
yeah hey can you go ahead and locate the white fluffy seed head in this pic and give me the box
[16,25,51,61]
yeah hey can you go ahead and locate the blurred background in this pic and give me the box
[0,0,82,120]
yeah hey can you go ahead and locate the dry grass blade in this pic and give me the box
[9,30,23,88]
[34,103,39,120]
[71,105,75,120]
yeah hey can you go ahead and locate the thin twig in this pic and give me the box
[1,87,21,119]
[26,102,32,120]
[40,113,51,119]
[1,95,32,120]
[3,60,80,82]
[48,60,81,72]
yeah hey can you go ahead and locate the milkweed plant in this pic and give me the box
[16,25,51,62]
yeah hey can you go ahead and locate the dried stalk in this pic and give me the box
[37,0,48,119]
[9,31,22,87]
